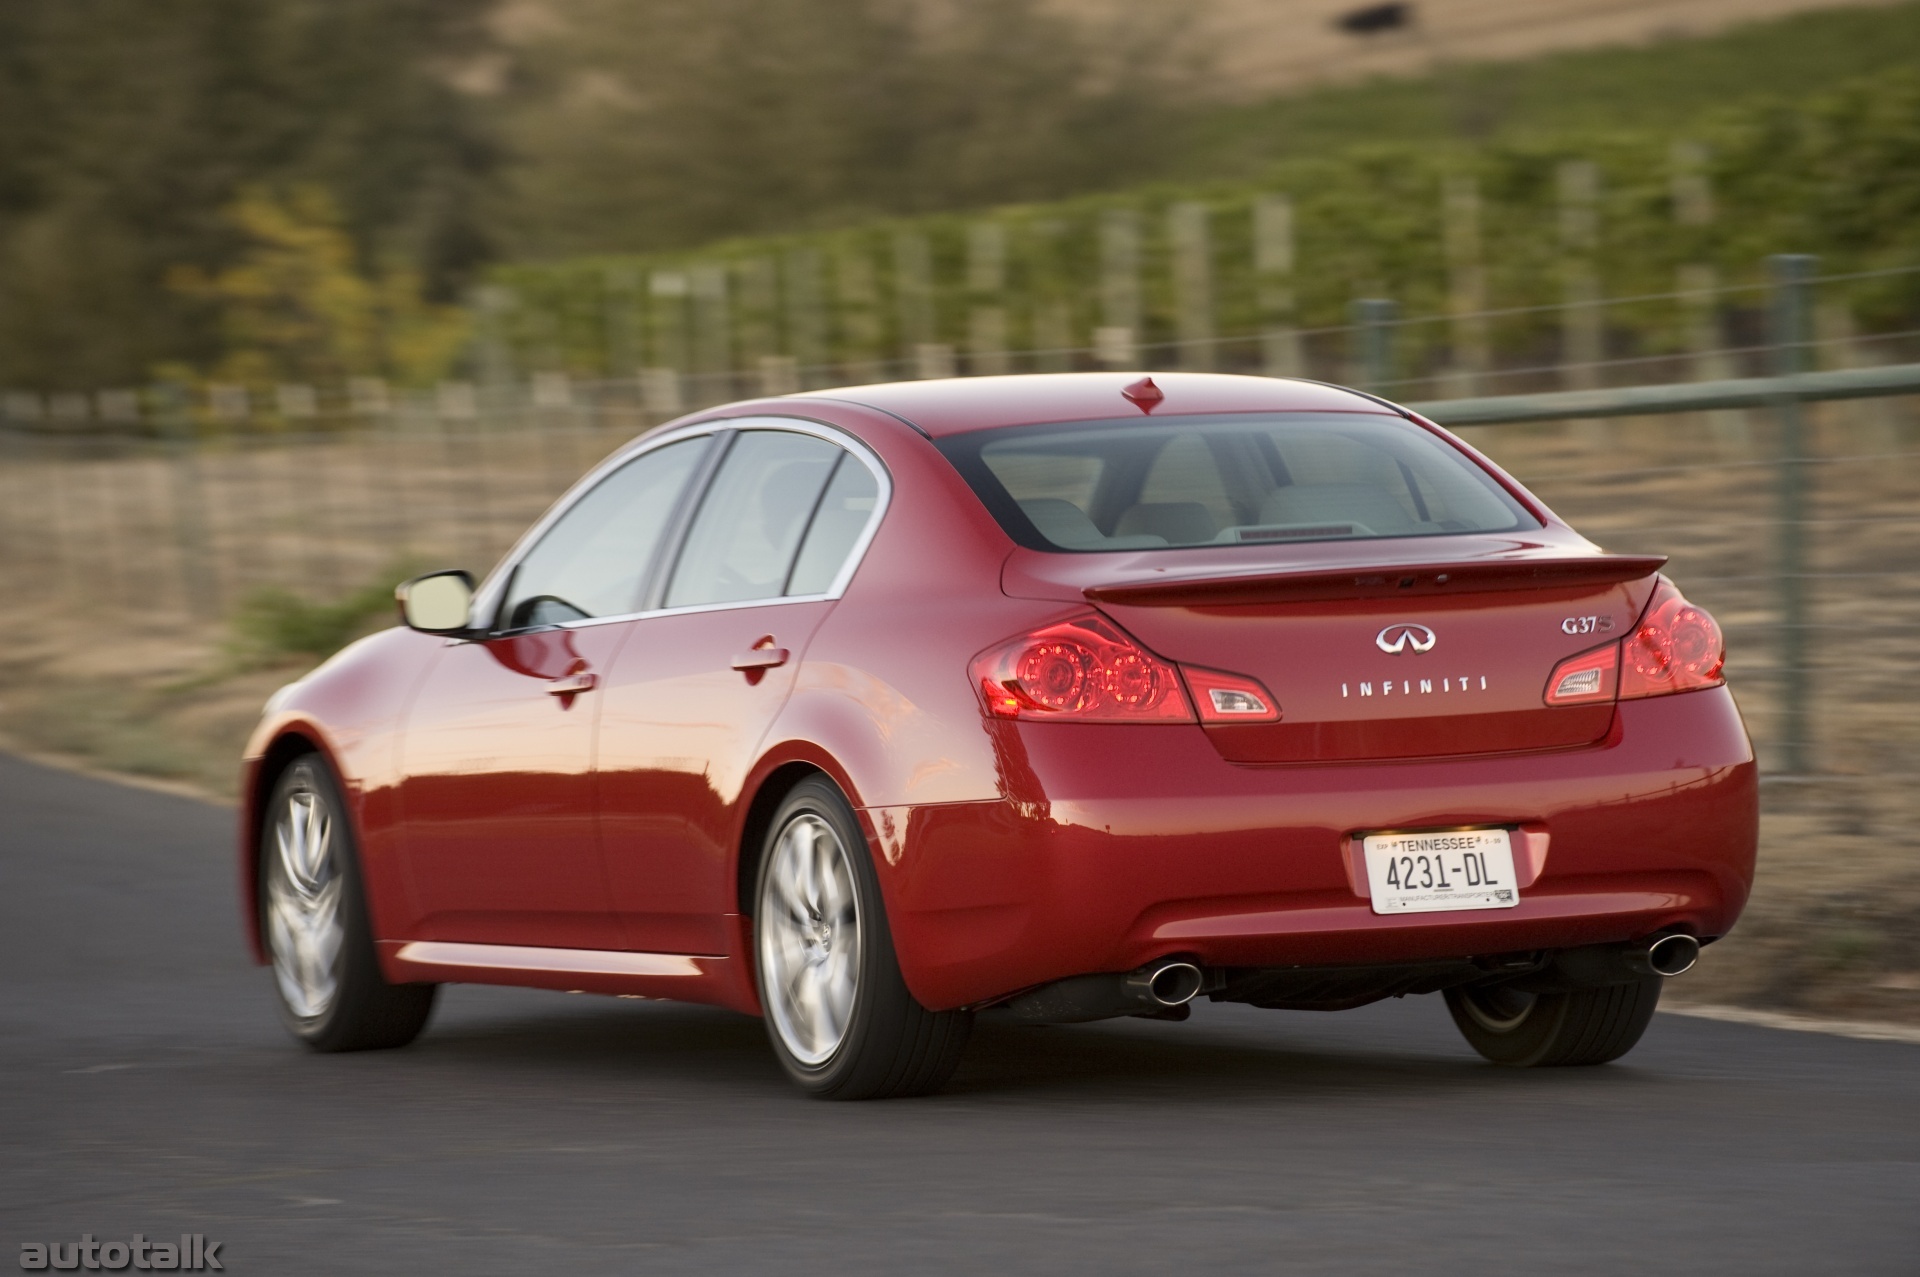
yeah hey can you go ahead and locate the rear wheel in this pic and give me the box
[262,755,436,1052]
[1444,977,1661,1067]
[753,778,971,1099]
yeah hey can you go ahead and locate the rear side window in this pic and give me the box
[937,413,1534,552]
[786,457,880,595]
[665,430,872,607]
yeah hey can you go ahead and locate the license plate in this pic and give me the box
[1362,829,1519,915]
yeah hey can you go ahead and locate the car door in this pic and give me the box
[596,424,885,955]
[397,434,713,950]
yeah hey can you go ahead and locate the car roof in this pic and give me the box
[785,372,1400,439]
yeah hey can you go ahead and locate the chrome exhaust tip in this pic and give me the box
[1002,960,1210,1023]
[1645,933,1700,977]
[1127,960,1205,1008]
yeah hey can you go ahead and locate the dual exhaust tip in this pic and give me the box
[1007,939,1697,1026]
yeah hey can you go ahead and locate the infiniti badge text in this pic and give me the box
[1342,675,1489,698]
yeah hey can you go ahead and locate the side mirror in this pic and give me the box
[396,570,476,634]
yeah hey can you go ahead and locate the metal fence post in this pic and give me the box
[784,248,827,388]
[1169,202,1215,372]
[1254,194,1303,379]
[1769,253,1818,774]
[967,222,1012,377]
[1027,220,1074,374]
[1557,160,1603,392]
[1442,176,1488,396]
[155,382,219,620]
[691,264,733,405]
[1096,209,1141,371]
[1351,299,1397,393]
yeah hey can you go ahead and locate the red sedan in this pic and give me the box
[241,372,1757,1098]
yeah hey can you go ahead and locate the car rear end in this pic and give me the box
[899,401,1757,1051]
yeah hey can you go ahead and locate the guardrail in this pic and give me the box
[1411,362,1920,427]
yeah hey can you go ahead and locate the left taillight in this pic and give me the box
[1541,579,1725,706]
[973,614,1195,722]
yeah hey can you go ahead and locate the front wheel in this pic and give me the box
[753,778,971,1099]
[261,755,436,1052]
[1444,978,1661,1067]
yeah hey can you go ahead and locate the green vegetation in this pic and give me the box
[230,571,408,662]
[166,188,474,388]
[5,0,1920,391]
[0,0,494,391]
[489,65,1920,379]
[499,0,1198,258]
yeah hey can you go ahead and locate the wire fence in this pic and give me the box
[1,265,1916,779]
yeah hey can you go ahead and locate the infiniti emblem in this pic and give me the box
[1376,623,1437,654]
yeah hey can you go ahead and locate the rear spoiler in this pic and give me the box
[1083,554,1669,606]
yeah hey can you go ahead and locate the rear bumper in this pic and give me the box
[863,687,1758,1010]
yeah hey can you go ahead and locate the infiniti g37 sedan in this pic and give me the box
[241,372,1758,1098]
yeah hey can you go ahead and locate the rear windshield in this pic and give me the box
[935,412,1537,552]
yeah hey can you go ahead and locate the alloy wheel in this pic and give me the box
[758,812,863,1067]
[266,783,344,1020]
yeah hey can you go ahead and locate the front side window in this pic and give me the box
[499,435,709,629]
[665,430,857,608]
[937,413,1535,552]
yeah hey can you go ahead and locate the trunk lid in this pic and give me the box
[1004,538,1663,763]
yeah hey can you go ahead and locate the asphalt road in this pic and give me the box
[4,751,1918,1276]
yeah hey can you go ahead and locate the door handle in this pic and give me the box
[730,646,790,672]
[546,671,598,696]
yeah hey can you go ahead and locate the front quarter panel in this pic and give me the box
[238,625,444,961]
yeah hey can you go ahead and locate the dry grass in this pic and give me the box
[1466,395,1920,1022]
[1,397,1915,1022]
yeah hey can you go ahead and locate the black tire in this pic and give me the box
[260,755,436,1052]
[752,777,971,1099]
[1444,977,1661,1067]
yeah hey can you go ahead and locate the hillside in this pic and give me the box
[1175,0,1920,177]
[1051,0,1911,101]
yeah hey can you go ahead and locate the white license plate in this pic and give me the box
[1362,829,1519,915]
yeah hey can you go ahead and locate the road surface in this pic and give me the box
[3,752,1916,1274]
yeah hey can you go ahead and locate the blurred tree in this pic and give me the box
[495,0,1202,256]
[169,187,471,388]
[0,0,496,391]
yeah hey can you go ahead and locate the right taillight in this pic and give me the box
[1620,579,1725,699]
[1542,579,1725,707]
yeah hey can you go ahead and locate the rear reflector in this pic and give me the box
[1544,643,1619,706]
[1182,666,1282,723]
[973,614,1194,722]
